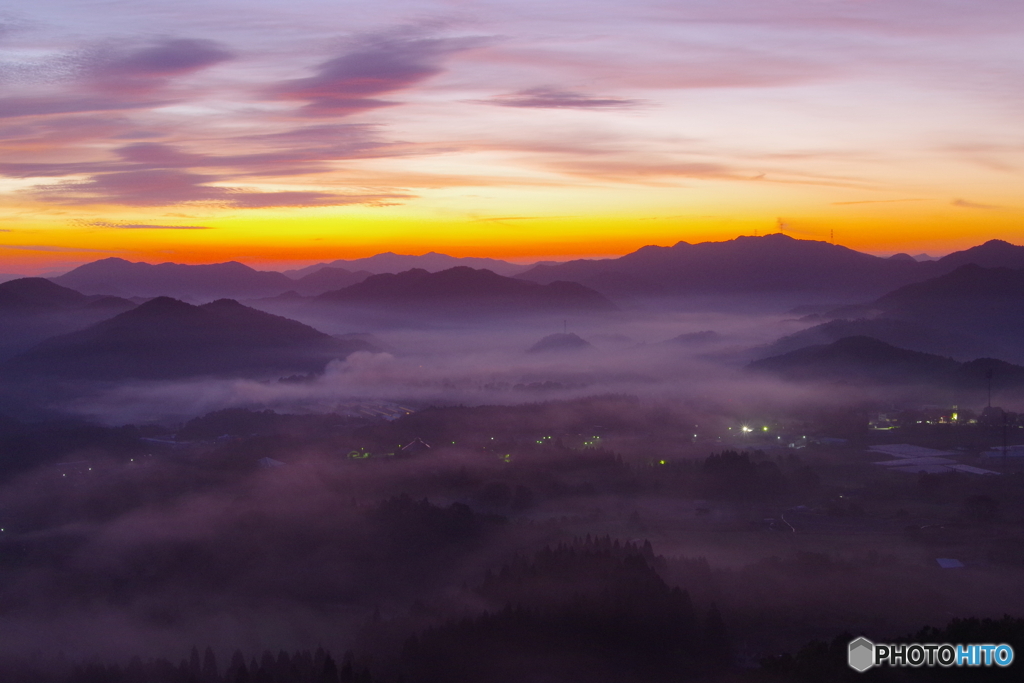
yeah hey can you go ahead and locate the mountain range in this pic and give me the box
[749,335,1024,391]
[49,258,377,302]
[314,267,615,313]
[0,278,136,359]
[39,237,1024,306]
[2,297,376,381]
[789,263,1024,363]
[282,252,537,278]
[517,235,1024,301]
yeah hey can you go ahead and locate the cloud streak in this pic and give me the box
[269,35,479,116]
[483,87,641,109]
[79,221,213,230]
[951,198,1002,210]
[33,169,411,208]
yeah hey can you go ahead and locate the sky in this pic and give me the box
[1,0,1023,274]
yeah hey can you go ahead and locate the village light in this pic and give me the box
[741,426,752,433]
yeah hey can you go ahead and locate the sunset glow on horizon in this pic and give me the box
[2,0,1023,274]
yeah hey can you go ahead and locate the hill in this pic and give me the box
[3,297,376,380]
[527,333,593,353]
[51,258,297,301]
[748,336,961,384]
[316,267,614,313]
[0,277,95,310]
[815,264,1024,363]
[517,234,1024,302]
[932,239,1024,270]
[284,251,535,278]
[517,234,926,299]
[756,318,979,361]
[0,278,136,359]
[748,336,1024,390]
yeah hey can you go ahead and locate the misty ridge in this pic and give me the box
[3,234,1024,681]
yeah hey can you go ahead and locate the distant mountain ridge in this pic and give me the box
[517,235,1024,301]
[45,237,1024,306]
[315,267,615,313]
[284,251,538,278]
[51,258,297,302]
[3,297,376,380]
[0,277,132,312]
[749,335,1024,390]
[0,278,136,359]
[804,263,1024,363]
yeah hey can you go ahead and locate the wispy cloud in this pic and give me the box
[951,198,1002,210]
[0,244,109,252]
[483,87,640,109]
[78,221,213,230]
[832,198,926,205]
[81,39,234,95]
[33,169,411,208]
[0,38,232,120]
[268,34,479,116]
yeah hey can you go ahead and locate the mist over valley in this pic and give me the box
[2,236,1024,682]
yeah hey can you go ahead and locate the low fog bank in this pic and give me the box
[3,303,1024,680]
[2,392,1024,677]
[40,308,940,426]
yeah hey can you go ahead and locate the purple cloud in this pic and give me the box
[0,39,232,120]
[33,168,411,208]
[485,87,641,109]
[85,38,234,94]
[270,36,475,116]
[0,96,158,119]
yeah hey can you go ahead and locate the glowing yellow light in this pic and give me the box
[659,460,666,465]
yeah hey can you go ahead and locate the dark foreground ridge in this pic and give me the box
[2,297,376,380]
[749,335,1024,391]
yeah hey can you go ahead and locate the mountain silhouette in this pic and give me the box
[517,234,1024,302]
[517,234,925,299]
[932,239,1024,270]
[748,336,961,383]
[819,264,1024,362]
[527,333,593,353]
[285,251,535,278]
[0,278,136,359]
[316,267,614,313]
[747,335,1024,391]
[3,297,376,380]
[757,318,979,361]
[0,277,132,312]
[51,258,296,301]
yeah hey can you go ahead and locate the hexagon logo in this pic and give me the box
[848,637,875,672]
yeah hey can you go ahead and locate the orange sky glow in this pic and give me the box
[2,1,1022,274]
